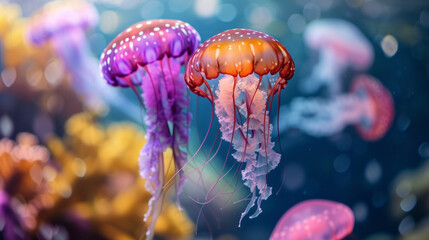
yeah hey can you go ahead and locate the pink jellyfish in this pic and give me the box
[270,199,354,240]
[184,29,295,226]
[100,19,200,239]
[279,74,394,141]
[302,19,374,96]
[27,0,140,117]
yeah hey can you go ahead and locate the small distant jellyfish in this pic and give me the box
[270,199,354,240]
[27,0,140,117]
[100,19,200,240]
[302,19,374,96]
[279,74,394,141]
[185,29,295,226]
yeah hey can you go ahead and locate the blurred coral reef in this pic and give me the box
[0,113,194,239]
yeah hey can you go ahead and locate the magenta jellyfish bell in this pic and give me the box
[185,29,295,226]
[100,19,200,239]
[270,199,354,240]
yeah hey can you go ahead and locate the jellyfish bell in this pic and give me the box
[27,0,98,61]
[302,19,374,95]
[26,0,144,119]
[101,19,200,87]
[270,199,354,240]
[186,29,294,99]
[184,29,295,226]
[351,75,394,141]
[100,19,200,240]
[279,74,394,141]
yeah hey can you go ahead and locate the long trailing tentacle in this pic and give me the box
[139,63,172,240]
[164,57,192,210]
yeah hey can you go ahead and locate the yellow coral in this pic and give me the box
[0,2,21,37]
[46,112,194,239]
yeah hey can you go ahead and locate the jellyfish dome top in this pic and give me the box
[279,74,394,141]
[185,29,295,226]
[100,19,200,240]
[270,199,354,240]
[28,0,97,48]
[350,74,394,141]
[302,19,374,95]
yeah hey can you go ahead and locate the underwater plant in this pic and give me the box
[100,19,200,239]
[270,199,354,240]
[279,74,394,141]
[184,28,295,225]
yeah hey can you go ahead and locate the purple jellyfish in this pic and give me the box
[100,19,200,239]
[302,19,374,96]
[270,199,354,240]
[279,74,394,141]
[27,0,140,117]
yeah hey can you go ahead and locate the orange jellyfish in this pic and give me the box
[184,29,295,225]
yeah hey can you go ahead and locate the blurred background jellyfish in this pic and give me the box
[279,74,394,141]
[27,0,140,118]
[302,19,374,96]
[100,19,200,239]
[185,29,294,226]
[270,199,354,240]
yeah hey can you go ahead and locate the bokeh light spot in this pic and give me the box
[333,154,351,173]
[381,35,398,57]
[168,0,192,13]
[44,60,64,87]
[248,6,273,29]
[303,3,320,20]
[100,10,120,34]
[288,14,306,34]
[398,216,415,235]
[140,1,165,19]
[194,0,218,18]
[0,115,13,137]
[283,163,305,191]
[353,202,368,222]
[418,141,429,158]
[1,67,16,88]
[400,194,417,212]
[365,159,382,184]
[216,3,237,22]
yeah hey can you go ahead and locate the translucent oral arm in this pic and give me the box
[279,94,366,137]
[303,49,344,95]
[215,74,280,226]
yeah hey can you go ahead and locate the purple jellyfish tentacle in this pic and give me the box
[138,63,172,240]
[215,75,281,227]
[164,58,191,209]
